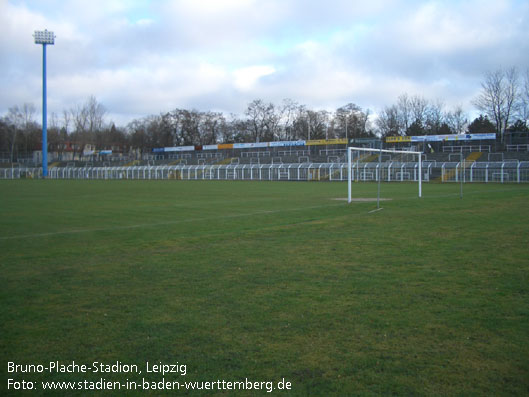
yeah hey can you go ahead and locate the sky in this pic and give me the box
[1,0,528,127]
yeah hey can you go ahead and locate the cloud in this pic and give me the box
[233,65,276,91]
[1,0,528,127]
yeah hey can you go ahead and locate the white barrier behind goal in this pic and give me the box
[347,146,422,204]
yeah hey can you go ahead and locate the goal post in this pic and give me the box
[347,146,422,203]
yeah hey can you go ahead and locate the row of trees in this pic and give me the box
[376,95,468,137]
[474,67,529,142]
[1,67,528,160]
[0,97,375,159]
[127,99,373,150]
[0,96,125,161]
[377,67,529,141]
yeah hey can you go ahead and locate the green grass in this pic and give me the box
[1,180,528,396]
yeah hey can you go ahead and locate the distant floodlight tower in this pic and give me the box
[34,29,55,178]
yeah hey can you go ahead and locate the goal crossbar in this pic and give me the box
[347,147,422,203]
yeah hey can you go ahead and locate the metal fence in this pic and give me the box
[2,161,529,183]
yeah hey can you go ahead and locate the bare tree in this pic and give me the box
[222,114,249,143]
[280,99,299,140]
[85,96,106,133]
[474,67,520,142]
[410,95,429,127]
[201,112,225,144]
[5,106,23,161]
[70,96,106,134]
[446,105,468,134]
[0,119,10,155]
[21,103,36,130]
[47,112,61,156]
[71,104,88,133]
[425,99,445,134]
[127,117,150,157]
[5,107,21,162]
[49,112,59,131]
[397,94,412,133]
[289,105,307,140]
[264,103,282,141]
[70,97,106,159]
[335,106,349,139]
[316,110,330,140]
[336,103,371,139]
[245,99,280,142]
[6,105,24,129]
[376,105,400,137]
[2,103,38,161]
[518,68,529,126]
[62,109,71,134]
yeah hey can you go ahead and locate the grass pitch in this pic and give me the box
[1,180,528,396]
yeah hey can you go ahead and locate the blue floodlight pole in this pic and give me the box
[42,42,47,177]
[34,30,55,178]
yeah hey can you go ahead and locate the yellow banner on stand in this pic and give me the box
[385,136,411,143]
[306,138,348,146]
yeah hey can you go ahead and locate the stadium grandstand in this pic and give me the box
[2,132,529,183]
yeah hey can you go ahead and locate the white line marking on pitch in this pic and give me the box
[0,203,345,240]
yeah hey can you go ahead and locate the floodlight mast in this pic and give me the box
[34,29,55,178]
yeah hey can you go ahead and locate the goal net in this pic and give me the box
[347,146,422,205]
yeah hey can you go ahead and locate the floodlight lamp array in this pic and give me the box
[34,30,55,45]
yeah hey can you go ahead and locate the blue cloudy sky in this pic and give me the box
[1,0,528,126]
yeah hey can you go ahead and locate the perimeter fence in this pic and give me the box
[2,161,529,183]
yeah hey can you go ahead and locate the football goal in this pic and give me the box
[347,146,422,206]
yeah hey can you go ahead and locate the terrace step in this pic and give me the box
[435,152,482,182]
